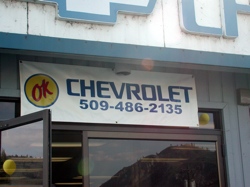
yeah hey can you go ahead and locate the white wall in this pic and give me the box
[1,0,250,56]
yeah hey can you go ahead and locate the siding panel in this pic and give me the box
[235,73,250,187]
[208,71,222,102]
[193,70,209,102]
[222,72,243,187]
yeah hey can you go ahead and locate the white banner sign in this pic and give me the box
[20,61,198,127]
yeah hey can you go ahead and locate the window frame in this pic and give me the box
[52,121,226,187]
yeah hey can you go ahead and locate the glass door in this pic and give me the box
[51,129,226,187]
[0,109,51,187]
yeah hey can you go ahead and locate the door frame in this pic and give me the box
[0,109,51,187]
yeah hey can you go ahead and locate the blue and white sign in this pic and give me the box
[19,0,250,38]
[35,0,157,24]
[20,61,198,127]
[179,0,250,38]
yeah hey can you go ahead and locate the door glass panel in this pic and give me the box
[52,131,83,187]
[0,120,43,186]
[88,139,219,187]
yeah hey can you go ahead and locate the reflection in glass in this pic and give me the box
[0,121,43,186]
[89,139,219,187]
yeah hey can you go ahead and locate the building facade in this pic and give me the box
[0,0,250,186]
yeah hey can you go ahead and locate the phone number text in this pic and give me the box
[79,99,182,114]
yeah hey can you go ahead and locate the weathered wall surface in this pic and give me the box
[1,0,250,55]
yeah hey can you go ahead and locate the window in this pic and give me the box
[51,127,226,187]
[0,98,20,121]
[0,121,44,185]
[88,138,219,187]
[198,109,222,129]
